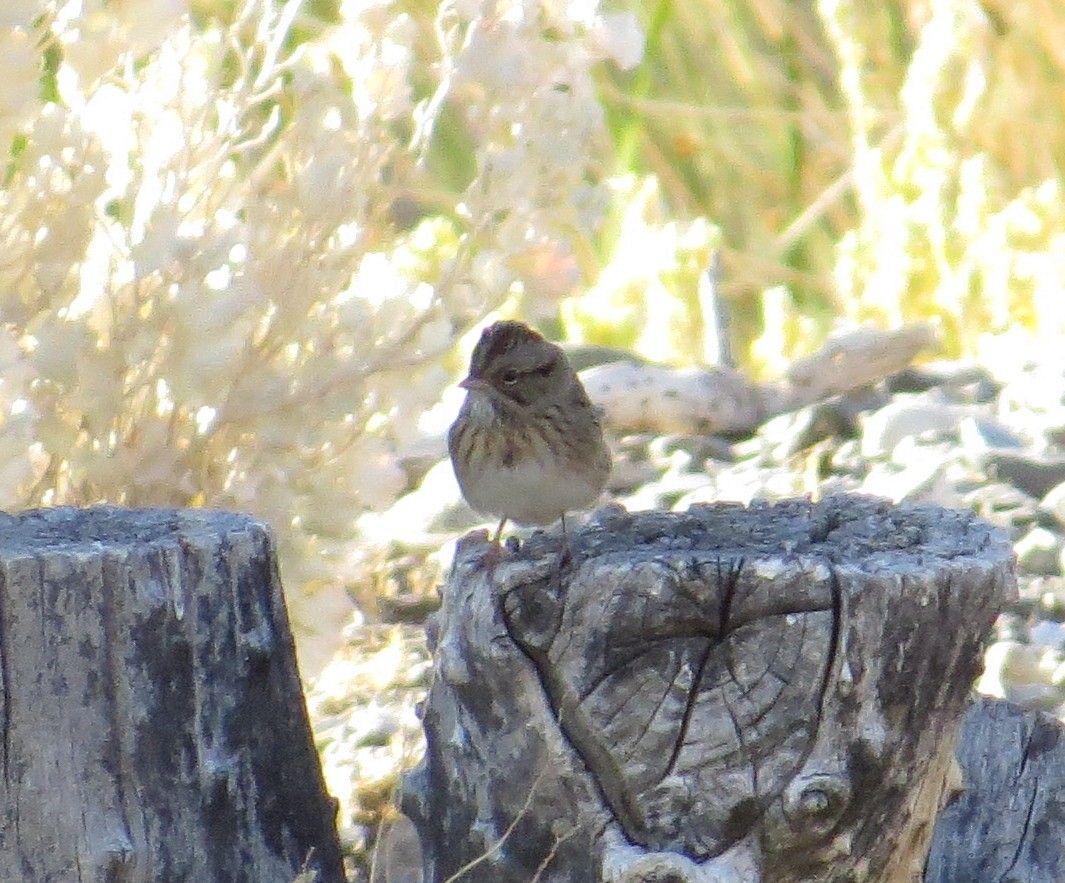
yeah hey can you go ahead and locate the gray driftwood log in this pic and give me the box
[926,695,1065,882]
[0,507,343,883]
[579,324,935,437]
[401,496,1014,882]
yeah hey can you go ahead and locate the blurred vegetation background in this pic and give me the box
[1,0,1063,666]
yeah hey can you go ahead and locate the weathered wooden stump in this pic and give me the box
[0,507,343,883]
[401,496,1015,882]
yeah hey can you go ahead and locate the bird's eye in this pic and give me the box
[500,369,519,385]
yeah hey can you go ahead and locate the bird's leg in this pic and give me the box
[477,516,508,572]
[491,516,509,546]
[559,513,573,566]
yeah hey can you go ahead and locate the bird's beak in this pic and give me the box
[459,376,489,393]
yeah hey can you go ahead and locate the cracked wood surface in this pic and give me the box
[403,496,1015,882]
[0,506,343,883]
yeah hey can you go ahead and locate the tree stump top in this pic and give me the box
[0,505,262,552]
[405,496,1015,882]
[511,495,1003,569]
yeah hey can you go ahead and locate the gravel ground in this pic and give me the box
[311,349,1065,881]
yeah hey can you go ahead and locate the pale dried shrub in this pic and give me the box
[0,0,643,664]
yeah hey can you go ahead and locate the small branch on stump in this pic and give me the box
[0,506,344,883]
[402,496,1014,882]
